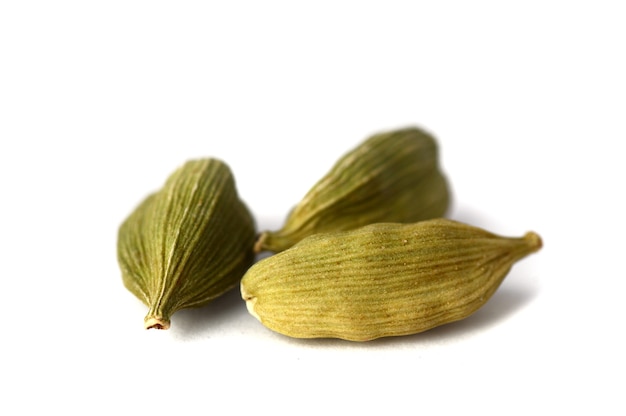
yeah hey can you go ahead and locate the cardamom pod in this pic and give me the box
[241,218,541,341]
[254,127,450,253]
[118,158,256,329]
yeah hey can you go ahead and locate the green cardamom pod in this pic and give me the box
[254,127,450,253]
[241,218,542,341]
[118,158,256,329]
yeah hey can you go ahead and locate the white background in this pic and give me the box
[1,1,625,415]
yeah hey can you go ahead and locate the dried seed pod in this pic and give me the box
[118,158,256,329]
[242,219,542,341]
[255,127,450,253]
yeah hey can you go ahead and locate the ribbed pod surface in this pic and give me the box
[255,127,450,253]
[242,219,541,341]
[118,159,256,329]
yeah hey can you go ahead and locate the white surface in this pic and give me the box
[1,1,625,415]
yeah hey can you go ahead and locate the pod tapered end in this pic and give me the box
[144,316,171,330]
[523,231,543,253]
